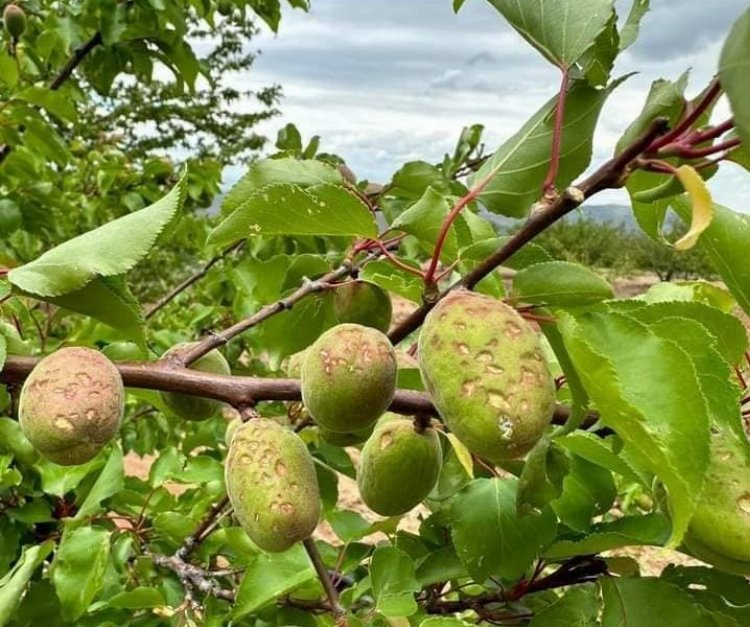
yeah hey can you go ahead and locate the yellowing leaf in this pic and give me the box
[446,433,474,479]
[672,165,713,251]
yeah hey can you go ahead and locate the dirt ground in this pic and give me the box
[124,272,739,576]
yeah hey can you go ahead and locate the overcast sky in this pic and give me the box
[232,0,750,213]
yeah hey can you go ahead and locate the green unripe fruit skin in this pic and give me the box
[333,281,392,332]
[319,423,374,447]
[19,347,124,465]
[418,290,555,462]
[225,418,241,447]
[357,418,442,516]
[159,343,230,421]
[683,428,750,574]
[225,418,321,552]
[3,5,26,39]
[302,324,397,433]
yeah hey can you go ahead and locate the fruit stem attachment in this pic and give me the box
[413,413,432,434]
[303,538,347,621]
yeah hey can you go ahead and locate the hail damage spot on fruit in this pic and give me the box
[301,323,396,434]
[226,418,320,553]
[738,493,750,515]
[19,347,124,466]
[418,291,555,463]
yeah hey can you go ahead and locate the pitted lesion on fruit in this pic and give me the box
[454,342,470,355]
[461,378,478,397]
[487,391,510,411]
[379,432,394,449]
[504,321,523,339]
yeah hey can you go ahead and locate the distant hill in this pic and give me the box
[484,203,642,232]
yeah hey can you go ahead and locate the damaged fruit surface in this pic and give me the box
[225,418,321,553]
[19,347,124,465]
[301,323,397,433]
[418,290,556,462]
[357,417,442,516]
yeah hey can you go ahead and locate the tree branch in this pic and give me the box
[0,354,599,429]
[0,31,103,165]
[179,252,379,366]
[387,117,670,345]
[144,241,244,320]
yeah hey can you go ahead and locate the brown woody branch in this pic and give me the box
[0,31,103,165]
[144,241,244,320]
[387,117,671,344]
[0,354,598,428]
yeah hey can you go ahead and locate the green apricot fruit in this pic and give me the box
[357,418,442,516]
[319,423,374,447]
[333,281,392,332]
[225,418,321,552]
[3,4,26,39]
[682,427,750,575]
[19,347,124,465]
[159,343,230,421]
[418,290,556,462]
[301,323,397,433]
[225,418,241,447]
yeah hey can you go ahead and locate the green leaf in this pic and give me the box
[517,433,569,513]
[601,577,722,627]
[618,72,688,153]
[15,87,78,123]
[370,546,421,617]
[233,544,316,618]
[359,260,423,303]
[511,261,613,306]
[545,513,671,558]
[46,275,146,347]
[52,526,111,620]
[74,447,124,519]
[107,586,165,609]
[9,173,187,298]
[612,299,748,365]
[451,478,557,581]
[327,510,372,543]
[460,237,553,268]
[557,432,644,485]
[577,10,619,86]
[415,547,467,587]
[720,6,750,149]
[0,335,5,374]
[485,0,614,68]
[619,0,651,50]
[558,311,711,546]
[474,80,614,217]
[550,455,616,532]
[671,200,750,316]
[208,183,376,245]
[221,158,343,217]
[0,541,54,627]
[529,583,599,626]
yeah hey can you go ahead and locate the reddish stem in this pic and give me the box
[376,240,424,278]
[639,158,678,174]
[542,68,571,198]
[649,79,722,151]
[689,118,735,145]
[422,169,497,286]
[675,137,741,159]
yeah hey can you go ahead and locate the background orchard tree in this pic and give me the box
[1,0,750,626]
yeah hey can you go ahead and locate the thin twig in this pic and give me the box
[303,538,346,620]
[0,31,103,165]
[145,241,244,319]
[179,252,379,366]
